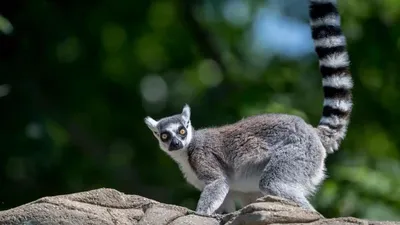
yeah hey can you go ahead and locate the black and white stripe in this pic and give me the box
[309,0,353,152]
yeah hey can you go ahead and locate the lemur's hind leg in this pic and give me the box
[259,179,316,211]
[258,144,325,212]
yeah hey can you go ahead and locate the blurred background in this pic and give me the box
[1,0,400,220]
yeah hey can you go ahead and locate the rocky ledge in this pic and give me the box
[0,188,398,225]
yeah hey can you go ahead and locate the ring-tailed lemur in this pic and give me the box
[144,0,352,215]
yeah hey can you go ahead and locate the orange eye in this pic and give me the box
[179,129,186,135]
[161,133,168,140]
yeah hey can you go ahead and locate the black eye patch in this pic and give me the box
[160,132,171,142]
[178,126,187,136]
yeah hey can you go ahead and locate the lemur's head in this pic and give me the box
[144,104,193,152]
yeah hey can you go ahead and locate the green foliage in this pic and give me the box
[1,0,400,220]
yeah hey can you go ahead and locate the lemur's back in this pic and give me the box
[197,114,320,152]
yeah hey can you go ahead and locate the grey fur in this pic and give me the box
[144,0,352,216]
[145,111,327,214]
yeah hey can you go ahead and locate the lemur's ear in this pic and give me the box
[144,116,158,133]
[181,104,191,125]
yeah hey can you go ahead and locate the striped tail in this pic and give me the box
[309,0,353,153]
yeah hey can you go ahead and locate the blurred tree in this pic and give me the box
[0,0,400,220]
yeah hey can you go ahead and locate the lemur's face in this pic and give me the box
[144,105,193,152]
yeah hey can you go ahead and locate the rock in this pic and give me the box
[0,188,398,225]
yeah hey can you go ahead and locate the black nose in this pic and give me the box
[169,138,183,151]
